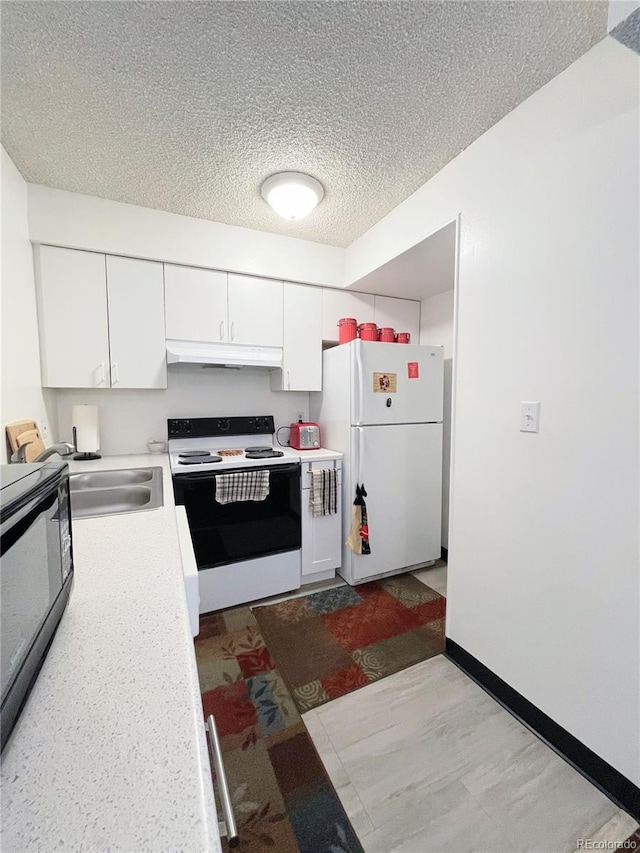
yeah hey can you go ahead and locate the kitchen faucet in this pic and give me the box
[10,442,75,464]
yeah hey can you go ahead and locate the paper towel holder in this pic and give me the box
[72,426,101,460]
[71,404,101,461]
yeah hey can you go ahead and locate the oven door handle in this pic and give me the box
[172,463,300,484]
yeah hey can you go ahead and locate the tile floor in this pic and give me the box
[413,560,447,597]
[250,562,637,852]
[302,657,636,852]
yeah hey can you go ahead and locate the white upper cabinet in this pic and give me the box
[374,295,421,343]
[321,289,375,342]
[35,246,166,389]
[164,265,228,342]
[227,274,283,347]
[271,283,322,392]
[35,246,110,388]
[106,256,167,389]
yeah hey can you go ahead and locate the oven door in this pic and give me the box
[172,462,301,569]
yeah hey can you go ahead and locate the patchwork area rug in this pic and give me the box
[253,574,446,713]
[194,606,363,853]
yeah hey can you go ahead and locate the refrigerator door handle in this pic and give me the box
[356,426,364,485]
[355,346,364,425]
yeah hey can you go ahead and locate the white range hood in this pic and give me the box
[166,339,282,369]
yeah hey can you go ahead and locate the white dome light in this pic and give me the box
[261,172,324,220]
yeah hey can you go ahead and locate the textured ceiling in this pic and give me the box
[1,1,607,247]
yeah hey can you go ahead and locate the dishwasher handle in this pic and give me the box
[206,714,239,848]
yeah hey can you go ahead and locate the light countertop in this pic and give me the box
[280,446,343,463]
[0,454,220,853]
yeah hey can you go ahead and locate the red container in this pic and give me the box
[396,332,411,344]
[338,317,358,344]
[358,323,378,341]
[378,327,395,342]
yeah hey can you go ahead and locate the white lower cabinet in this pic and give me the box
[300,459,343,582]
[175,506,200,637]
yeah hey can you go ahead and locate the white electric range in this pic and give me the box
[168,416,302,612]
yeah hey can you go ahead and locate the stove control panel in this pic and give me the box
[168,415,275,438]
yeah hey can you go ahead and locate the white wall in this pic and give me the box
[420,289,455,550]
[0,147,57,461]
[350,37,640,785]
[26,185,344,288]
[55,368,309,456]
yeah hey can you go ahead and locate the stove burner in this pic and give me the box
[245,449,285,459]
[178,455,223,465]
[244,446,272,453]
[179,450,210,458]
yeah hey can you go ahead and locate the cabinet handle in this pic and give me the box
[206,715,238,847]
[286,369,290,390]
[111,363,120,385]
[230,321,235,342]
[95,363,107,386]
[219,320,224,341]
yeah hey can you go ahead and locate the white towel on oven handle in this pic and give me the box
[214,470,270,504]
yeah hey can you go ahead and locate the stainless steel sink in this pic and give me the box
[70,467,163,519]
[71,469,154,489]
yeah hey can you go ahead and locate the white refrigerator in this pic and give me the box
[311,339,443,585]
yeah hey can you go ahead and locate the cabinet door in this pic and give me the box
[321,289,375,341]
[227,274,283,347]
[165,265,228,342]
[35,246,110,388]
[301,461,342,579]
[273,283,322,391]
[374,295,420,342]
[106,256,167,389]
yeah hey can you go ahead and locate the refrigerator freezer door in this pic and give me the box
[351,340,443,426]
[344,422,442,584]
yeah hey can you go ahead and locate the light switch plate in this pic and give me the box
[520,401,540,433]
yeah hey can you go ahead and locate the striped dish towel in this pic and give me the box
[215,470,270,504]
[310,468,337,517]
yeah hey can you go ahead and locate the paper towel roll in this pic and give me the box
[72,405,100,453]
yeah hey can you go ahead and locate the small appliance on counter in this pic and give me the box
[71,405,101,460]
[1,460,74,751]
[289,419,321,450]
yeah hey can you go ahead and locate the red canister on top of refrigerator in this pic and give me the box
[378,327,395,342]
[338,318,358,344]
[396,332,411,343]
[358,323,378,341]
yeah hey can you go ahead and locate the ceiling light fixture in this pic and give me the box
[260,172,324,221]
